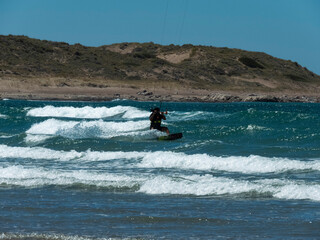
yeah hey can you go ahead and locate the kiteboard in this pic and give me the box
[157,133,183,141]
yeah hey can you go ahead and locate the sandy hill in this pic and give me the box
[0,35,319,101]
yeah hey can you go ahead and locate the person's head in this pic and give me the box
[153,107,160,113]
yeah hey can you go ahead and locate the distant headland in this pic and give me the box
[1,35,319,102]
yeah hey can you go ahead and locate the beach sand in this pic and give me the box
[0,77,319,102]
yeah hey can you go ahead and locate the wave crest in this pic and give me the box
[27,105,149,119]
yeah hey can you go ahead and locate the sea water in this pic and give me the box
[0,99,319,239]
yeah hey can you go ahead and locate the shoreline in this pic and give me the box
[0,86,319,103]
[0,78,319,103]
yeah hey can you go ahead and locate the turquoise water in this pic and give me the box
[0,99,319,239]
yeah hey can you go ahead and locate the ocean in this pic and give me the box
[0,99,319,239]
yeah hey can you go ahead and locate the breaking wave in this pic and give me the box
[137,152,320,173]
[25,118,150,140]
[1,145,319,174]
[0,164,319,201]
[138,175,320,201]
[1,144,320,201]
[26,105,149,119]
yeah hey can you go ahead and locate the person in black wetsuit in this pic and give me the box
[149,107,170,135]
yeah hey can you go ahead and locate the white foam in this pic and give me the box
[139,175,257,195]
[246,125,270,131]
[169,111,229,122]
[273,182,320,200]
[0,144,146,162]
[0,135,13,139]
[122,107,150,119]
[26,118,149,139]
[257,178,320,201]
[0,165,147,188]
[0,143,319,201]
[1,164,319,201]
[0,144,83,161]
[175,111,206,120]
[0,233,110,240]
[26,105,149,119]
[25,134,53,143]
[138,175,320,201]
[1,144,319,174]
[27,119,77,135]
[0,113,7,118]
[138,152,320,174]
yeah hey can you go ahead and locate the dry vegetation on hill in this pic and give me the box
[0,35,319,101]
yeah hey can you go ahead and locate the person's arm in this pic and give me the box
[160,109,167,120]
[161,110,168,115]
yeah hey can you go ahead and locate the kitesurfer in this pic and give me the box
[149,107,169,135]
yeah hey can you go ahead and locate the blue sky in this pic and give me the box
[1,0,320,74]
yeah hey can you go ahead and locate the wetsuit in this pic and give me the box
[149,112,165,131]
